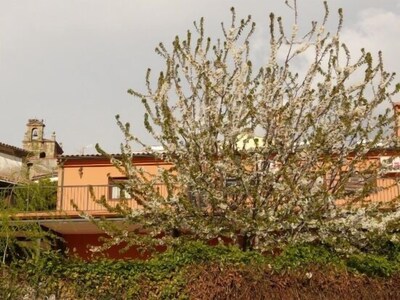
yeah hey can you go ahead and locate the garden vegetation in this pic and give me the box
[2,1,400,298]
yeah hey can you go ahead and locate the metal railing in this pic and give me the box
[365,178,400,202]
[0,184,168,213]
[58,184,168,212]
[59,185,118,211]
[58,179,400,212]
[2,178,400,213]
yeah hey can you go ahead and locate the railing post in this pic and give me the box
[26,185,30,211]
[59,159,65,210]
[59,186,63,211]
[87,185,89,211]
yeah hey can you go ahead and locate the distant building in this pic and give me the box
[0,119,63,185]
[22,119,63,181]
[10,103,400,260]
[0,142,30,187]
[17,152,167,260]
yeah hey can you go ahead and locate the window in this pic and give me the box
[225,177,239,187]
[344,172,376,194]
[109,178,131,200]
[187,186,204,207]
[380,156,400,174]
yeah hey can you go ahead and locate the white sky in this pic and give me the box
[1,0,399,154]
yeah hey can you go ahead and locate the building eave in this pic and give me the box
[0,142,30,158]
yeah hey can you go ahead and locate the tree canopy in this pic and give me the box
[97,2,400,252]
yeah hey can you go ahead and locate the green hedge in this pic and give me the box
[2,240,400,299]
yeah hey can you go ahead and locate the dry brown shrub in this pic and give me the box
[185,264,400,300]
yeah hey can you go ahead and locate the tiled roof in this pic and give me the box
[0,174,18,184]
[0,142,30,158]
[59,151,155,159]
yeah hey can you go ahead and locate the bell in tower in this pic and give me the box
[22,119,63,179]
[22,119,63,160]
[22,119,46,158]
[24,119,45,143]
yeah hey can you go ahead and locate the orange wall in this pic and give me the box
[56,153,400,260]
[60,156,170,186]
[57,153,400,212]
[58,156,171,211]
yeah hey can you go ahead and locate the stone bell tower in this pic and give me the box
[22,119,63,179]
[22,119,63,159]
[23,119,45,157]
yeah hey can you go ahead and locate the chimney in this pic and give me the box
[394,102,400,139]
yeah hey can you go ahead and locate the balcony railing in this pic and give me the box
[0,184,168,213]
[365,178,400,202]
[50,179,400,212]
[58,184,169,212]
[2,178,400,213]
[59,185,130,211]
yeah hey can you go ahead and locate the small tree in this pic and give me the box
[0,179,57,212]
[99,2,400,251]
[0,209,52,264]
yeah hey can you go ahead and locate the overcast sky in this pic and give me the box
[1,0,399,154]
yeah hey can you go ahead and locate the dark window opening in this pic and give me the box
[344,172,377,195]
[225,177,239,187]
[39,152,46,158]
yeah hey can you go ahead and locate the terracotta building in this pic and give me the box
[15,152,169,259]
[10,104,400,259]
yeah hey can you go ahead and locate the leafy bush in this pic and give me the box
[0,179,57,211]
[372,239,400,262]
[347,253,397,277]
[0,267,28,300]
[273,243,338,270]
[3,241,400,298]
[11,242,266,299]
[0,213,53,264]
[13,179,57,211]
[152,241,266,267]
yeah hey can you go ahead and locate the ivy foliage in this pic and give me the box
[2,241,400,299]
[273,243,340,270]
[11,242,266,299]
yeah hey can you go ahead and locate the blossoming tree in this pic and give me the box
[97,2,400,251]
